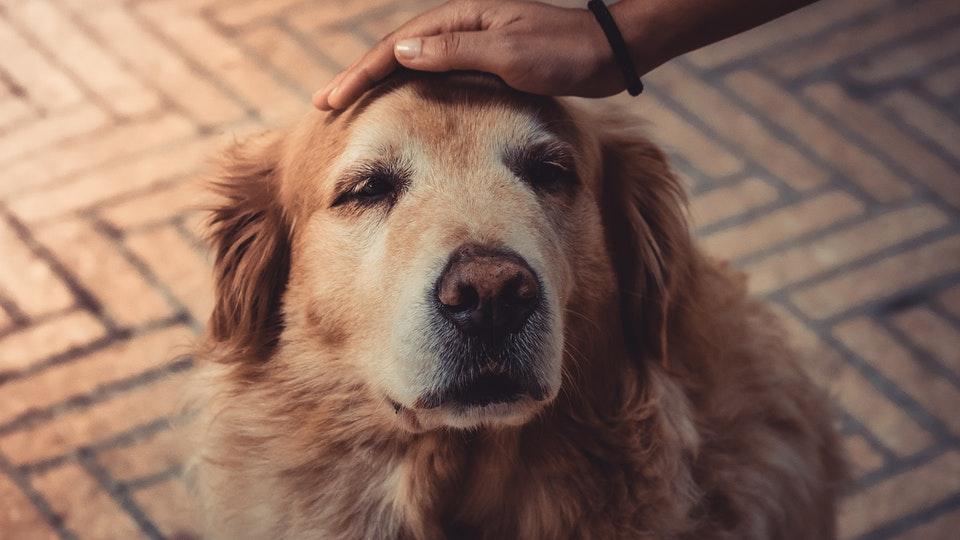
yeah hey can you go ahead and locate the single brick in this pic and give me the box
[839,450,960,539]
[690,177,779,230]
[0,305,12,330]
[0,473,56,539]
[850,26,960,83]
[834,318,960,435]
[125,225,213,324]
[286,0,397,34]
[139,3,305,124]
[685,0,891,68]
[299,29,369,69]
[214,0,306,27]
[0,19,82,110]
[767,0,960,78]
[359,2,445,37]
[883,90,960,161]
[635,92,745,179]
[99,177,214,230]
[844,433,885,479]
[132,479,201,539]
[745,204,950,294]
[240,25,336,96]
[8,133,228,223]
[181,211,208,243]
[939,284,960,318]
[700,191,864,261]
[726,71,911,201]
[0,104,108,165]
[6,0,160,117]
[33,220,174,327]
[0,219,74,318]
[0,94,33,132]
[0,310,106,374]
[96,427,185,482]
[891,308,960,374]
[771,304,932,456]
[0,371,191,465]
[97,0,223,9]
[647,63,829,190]
[806,83,960,208]
[78,6,244,126]
[31,464,142,539]
[791,235,960,319]
[899,508,960,540]
[924,63,960,98]
[0,325,192,424]
[0,112,194,198]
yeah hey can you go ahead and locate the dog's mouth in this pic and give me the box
[415,369,546,409]
[445,372,528,407]
[395,295,558,427]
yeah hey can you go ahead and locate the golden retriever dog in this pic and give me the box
[187,72,844,539]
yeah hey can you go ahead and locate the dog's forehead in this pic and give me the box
[280,74,582,212]
[347,82,561,165]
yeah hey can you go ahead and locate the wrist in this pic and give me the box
[608,0,675,75]
[579,6,625,93]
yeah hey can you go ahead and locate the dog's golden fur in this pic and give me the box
[188,73,844,539]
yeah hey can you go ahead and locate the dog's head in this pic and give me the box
[206,73,691,431]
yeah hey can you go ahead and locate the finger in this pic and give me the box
[312,69,351,110]
[325,43,399,110]
[314,1,490,109]
[394,31,499,73]
[314,53,364,109]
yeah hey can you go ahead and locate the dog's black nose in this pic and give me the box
[436,244,540,340]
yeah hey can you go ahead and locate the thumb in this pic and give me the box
[394,32,495,72]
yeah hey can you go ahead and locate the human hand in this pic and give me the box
[313,0,630,110]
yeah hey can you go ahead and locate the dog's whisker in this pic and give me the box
[563,306,604,335]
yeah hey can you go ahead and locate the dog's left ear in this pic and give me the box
[206,133,291,359]
[598,119,695,368]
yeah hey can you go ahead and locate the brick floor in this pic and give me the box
[0,1,958,538]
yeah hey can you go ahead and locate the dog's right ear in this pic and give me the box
[206,133,291,359]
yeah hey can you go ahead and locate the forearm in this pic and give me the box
[609,0,820,73]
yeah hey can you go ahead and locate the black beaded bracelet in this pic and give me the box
[587,0,644,96]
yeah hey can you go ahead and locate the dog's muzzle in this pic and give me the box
[420,244,551,408]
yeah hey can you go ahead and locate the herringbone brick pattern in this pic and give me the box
[0,0,957,538]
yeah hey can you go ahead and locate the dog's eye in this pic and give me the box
[506,143,577,194]
[332,163,407,208]
[355,174,396,201]
[528,160,569,190]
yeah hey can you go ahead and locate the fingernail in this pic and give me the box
[326,85,342,107]
[395,38,422,59]
[312,91,327,109]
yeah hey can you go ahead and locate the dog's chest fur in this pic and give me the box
[300,397,695,540]
[193,362,700,540]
